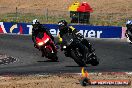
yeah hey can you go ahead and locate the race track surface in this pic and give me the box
[0,34,132,75]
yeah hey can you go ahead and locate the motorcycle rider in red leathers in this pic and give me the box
[32,19,57,57]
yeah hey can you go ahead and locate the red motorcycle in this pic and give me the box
[35,31,58,61]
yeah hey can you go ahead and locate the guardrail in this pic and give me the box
[0,22,126,38]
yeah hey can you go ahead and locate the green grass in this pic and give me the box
[0,12,129,26]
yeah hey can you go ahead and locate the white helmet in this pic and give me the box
[32,19,39,24]
[126,20,132,25]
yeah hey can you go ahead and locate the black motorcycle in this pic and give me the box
[61,33,99,67]
[125,29,132,44]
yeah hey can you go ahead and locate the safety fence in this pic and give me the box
[0,22,126,38]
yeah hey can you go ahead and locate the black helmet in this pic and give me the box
[32,19,41,28]
[32,19,40,25]
[126,20,132,29]
[58,20,67,27]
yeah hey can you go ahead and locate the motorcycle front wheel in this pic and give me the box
[43,47,58,62]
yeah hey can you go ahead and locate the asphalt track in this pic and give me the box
[0,34,132,75]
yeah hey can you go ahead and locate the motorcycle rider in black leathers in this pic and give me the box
[126,20,132,44]
[32,19,57,57]
[57,20,94,57]
[126,20,132,33]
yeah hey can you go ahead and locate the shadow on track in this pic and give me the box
[65,65,91,67]
[37,60,59,62]
[128,58,132,60]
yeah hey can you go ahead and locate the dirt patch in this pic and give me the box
[0,54,17,65]
[0,0,132,14]
[0,54,7,59]
[0,0,131,25]
[0,73,131,88]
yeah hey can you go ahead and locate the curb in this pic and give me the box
[0,72,132,79]
[63,72,132,76]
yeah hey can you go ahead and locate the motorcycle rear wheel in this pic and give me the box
[91,58,99,66]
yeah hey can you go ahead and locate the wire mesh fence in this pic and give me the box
[0,7,131,26]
